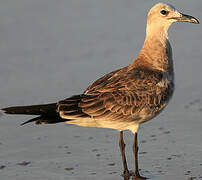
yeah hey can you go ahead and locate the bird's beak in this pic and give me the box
[171,13,200,24]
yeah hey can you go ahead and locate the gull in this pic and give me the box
[1,3,199,179]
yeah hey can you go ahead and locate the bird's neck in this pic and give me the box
[130,30,174,75]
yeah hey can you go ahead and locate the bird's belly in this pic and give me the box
[66,117,139,133]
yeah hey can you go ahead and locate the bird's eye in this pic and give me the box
[160,10,168,16]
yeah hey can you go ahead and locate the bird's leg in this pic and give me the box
[119,131,130,178]
[132,132,146,179]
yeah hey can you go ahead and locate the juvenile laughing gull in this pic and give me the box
[2,3,199,179]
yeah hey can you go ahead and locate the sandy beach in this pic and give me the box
[0,0,202,179]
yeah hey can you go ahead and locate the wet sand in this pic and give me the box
[0,0,202,179]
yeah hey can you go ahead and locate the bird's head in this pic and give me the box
[146,3,199,38]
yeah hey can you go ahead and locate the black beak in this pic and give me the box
[171,14,199,24]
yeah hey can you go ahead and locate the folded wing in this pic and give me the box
[58,67,168,123]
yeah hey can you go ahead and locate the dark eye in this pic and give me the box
[160,10,168,15]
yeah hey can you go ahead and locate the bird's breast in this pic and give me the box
[139,75,174,124]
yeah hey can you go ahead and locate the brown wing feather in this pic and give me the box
[57,67,172,123]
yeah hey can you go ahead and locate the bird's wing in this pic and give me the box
[57,67,167,122]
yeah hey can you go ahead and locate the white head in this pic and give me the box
[146,3,199,38]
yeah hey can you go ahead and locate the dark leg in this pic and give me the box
[119,131,130,178]
[132,132,146,179]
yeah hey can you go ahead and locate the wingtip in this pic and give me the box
[20,119,35,126]
[20,121,29,126]
[0,107,6,115]
[20,116,42,126]
[20,120,34,126]
[1,107,13,114]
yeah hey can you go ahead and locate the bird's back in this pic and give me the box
[58,63,174,133]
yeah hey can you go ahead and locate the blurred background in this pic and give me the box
[0,0,202,179]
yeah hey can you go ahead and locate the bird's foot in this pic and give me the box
[132,171,147,180]
[121,170,132,179]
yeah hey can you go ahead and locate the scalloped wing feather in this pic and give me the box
[57,67,173,125]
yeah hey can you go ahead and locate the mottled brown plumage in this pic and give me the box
[1,3,199,179]
[58,67,174,129]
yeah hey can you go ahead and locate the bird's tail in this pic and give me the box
[1,103,67,125]
[2,103,57,115]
